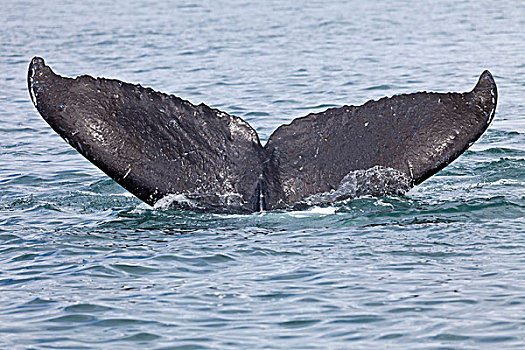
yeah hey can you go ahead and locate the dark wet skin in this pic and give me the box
[28,57,497,212]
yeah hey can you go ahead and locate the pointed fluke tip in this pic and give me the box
[474,70,496,92]
[28,56,57,81]
[31,56,45,65]
[28,57,55,109]
[28,56,47,82]
[472,70,498,125]
[29,56,46,73]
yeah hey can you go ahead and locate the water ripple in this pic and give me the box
[1,0,524,349]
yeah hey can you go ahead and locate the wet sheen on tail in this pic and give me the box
[28,57,497,212]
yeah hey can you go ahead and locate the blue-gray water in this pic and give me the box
[1,0,524,349]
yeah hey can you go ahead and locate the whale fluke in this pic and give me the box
[264,70,497,207]
[28,57,497,212]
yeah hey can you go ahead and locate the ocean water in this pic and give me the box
[1,0,524,348]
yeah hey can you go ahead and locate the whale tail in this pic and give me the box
[28,57,497,212]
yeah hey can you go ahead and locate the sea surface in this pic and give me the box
[1,0,524,349]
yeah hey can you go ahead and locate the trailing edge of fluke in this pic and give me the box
[28,57,497,212]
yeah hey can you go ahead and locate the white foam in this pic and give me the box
[218,192,244,207]
[492,179,524,186]
[76,190,134,198]
[301,166,411,206]
[153,193,198,210]
[288,206,337,217]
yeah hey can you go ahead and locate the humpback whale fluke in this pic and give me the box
[28,57,497,212]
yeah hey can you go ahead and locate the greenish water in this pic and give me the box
[1,0,524,349]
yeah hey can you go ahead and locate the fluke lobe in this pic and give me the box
[28,57,497,212]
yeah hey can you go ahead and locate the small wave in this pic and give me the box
[76,190,134,198]
[301,166,411,207]
[152,193,199,210]
[491,179,525,186]
[363,84,396,91]
[151,192,246,212]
